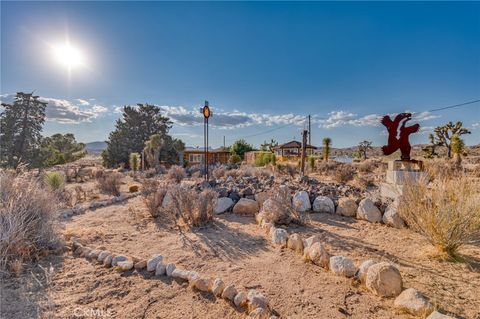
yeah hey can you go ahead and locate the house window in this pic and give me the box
[189,154,204,163]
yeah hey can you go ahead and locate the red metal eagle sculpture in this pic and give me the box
[381,112,420,160]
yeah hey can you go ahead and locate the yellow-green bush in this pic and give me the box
[43,171,65,191]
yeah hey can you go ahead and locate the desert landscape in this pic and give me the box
[1,2,480,319]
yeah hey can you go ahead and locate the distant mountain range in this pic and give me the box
[85,141,107,154]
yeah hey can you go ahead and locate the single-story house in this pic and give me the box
[273,140,317,158]
[182,147,231,166]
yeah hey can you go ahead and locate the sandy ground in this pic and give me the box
[3,193,480,319]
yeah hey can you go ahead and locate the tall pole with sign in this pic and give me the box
[202,101,211,180]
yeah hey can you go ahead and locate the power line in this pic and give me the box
[424,99,480,113]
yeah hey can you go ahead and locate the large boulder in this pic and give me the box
[312,196,335,214]
[287,233,304,253]
[394,288,434,317]
[292,191,311,212]
[365,262,403,297]
[382,205,406,229]
[336,198,358,217]
[233,198,259,215]
[304,242,330,268]
[214,197,234,214]
[259,198,292,225]
[356,260,377,283]
[271,228,288,247]
[329,256,357,277]
[357,198,382,223]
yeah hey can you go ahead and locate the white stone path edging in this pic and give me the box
[256,216,456,319]
[60,192,140,218]
[70,238,278,319]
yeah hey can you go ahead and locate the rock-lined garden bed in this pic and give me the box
[69,238,278,319]
[59,192,140,218]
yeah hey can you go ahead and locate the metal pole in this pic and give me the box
[308,115,311,146]
[206,117,209,180]
[301,129,307,176]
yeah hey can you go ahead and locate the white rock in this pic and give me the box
[187,271,200,282]
[292,191,311,212]
[155,262,166,276]
[165,263,176,277]
[287,233,304,253]
[304,242,330,268]
[211,278,225,296]
[162,192,172,208]
[97,251,111,263]
[103,255,113,268]
[426,311,456,319]
[249,307,269,319]
[336,198,358,217]
[134,260,147,270]
[312,196,335,214]
[382,205,406,228]
[171,268,190,280]
[357,198,382,223]
[329,256,357,277]
[88,249,101,260]
[214,197,234,214]
[247,290,268,311]
[255,192,270,209]
[147,255,163,272]
[302,235,321,249]
[233,198,260,215]
[271,228,288,247]
[394,288,434,317]
[356,260,377,283]
[365,262,403,297]
[111,255,128,267]
[234,291,248,308]
[117,260,133,271]
[221,284,238,301]
[192,277,212,292]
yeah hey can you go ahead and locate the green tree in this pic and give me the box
[102,104,173,167]
[451,134,465,169]
[40,133,85,167]
[0,92,47,168]
[422,133,440,159]
[230,139,254,159]
[260,139,278,152]
[322,137,332,162]
[358,140,373,160]
[434,121,471,158]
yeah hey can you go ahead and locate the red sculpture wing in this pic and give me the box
[381,115,392,127]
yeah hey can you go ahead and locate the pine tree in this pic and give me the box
[0,92,47,168]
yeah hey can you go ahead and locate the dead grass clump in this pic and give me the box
[398,177,480,258]
[0,172,60,275]
[333,164,356,183]
[224,169,239,179]
[316,161,340,174]
[260,187,304,225]
[143,188,167,218]
[212,166,226,179]
[167,165,186,183]
[424,158,456,180]
[97,172,122,197]
[165,186,217,228]
[356,159,378,173]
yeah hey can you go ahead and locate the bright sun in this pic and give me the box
[53,43,84,69]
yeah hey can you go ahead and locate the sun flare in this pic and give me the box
[53,43,84,69]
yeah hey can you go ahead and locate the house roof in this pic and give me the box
[274,140,317,149]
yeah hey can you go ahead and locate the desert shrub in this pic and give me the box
[356,160,376,173]
[309,156,315,171]
[333,164,355,183]
[398,177,480,257]
[0,172,60,274]
[212,166,226,179]
[286,164,297,178]
[97,172,122,196]
[143,188,167,218]
[255,152,275,167]
[43,171,65,191]
[253,167,272,179]
[224,169,239,179]
[229,153,242,164]
[316,161,340,174]
[259,187,303,225]
[424,159,456,180]
[167,165,186,183]
[164,186,217,228]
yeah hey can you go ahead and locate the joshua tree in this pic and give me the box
[129,152,141,173]
[451,134,465,170]
[422,133,440,159]
[144,134,164,171]
[434,121,471,158]
[322,137,331,162]
[358,140,373,160]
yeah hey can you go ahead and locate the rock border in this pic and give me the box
[60,192,140,218]
[69,238,278,319]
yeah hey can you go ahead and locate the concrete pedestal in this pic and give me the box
[381,160,427,200]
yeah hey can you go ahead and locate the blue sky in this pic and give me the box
[1,1,479,148]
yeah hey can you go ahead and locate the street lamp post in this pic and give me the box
[201,101,211,180]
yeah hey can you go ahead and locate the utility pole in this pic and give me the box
[308,115,311,146]
[223,136,225,149]
[301,129,308,176]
